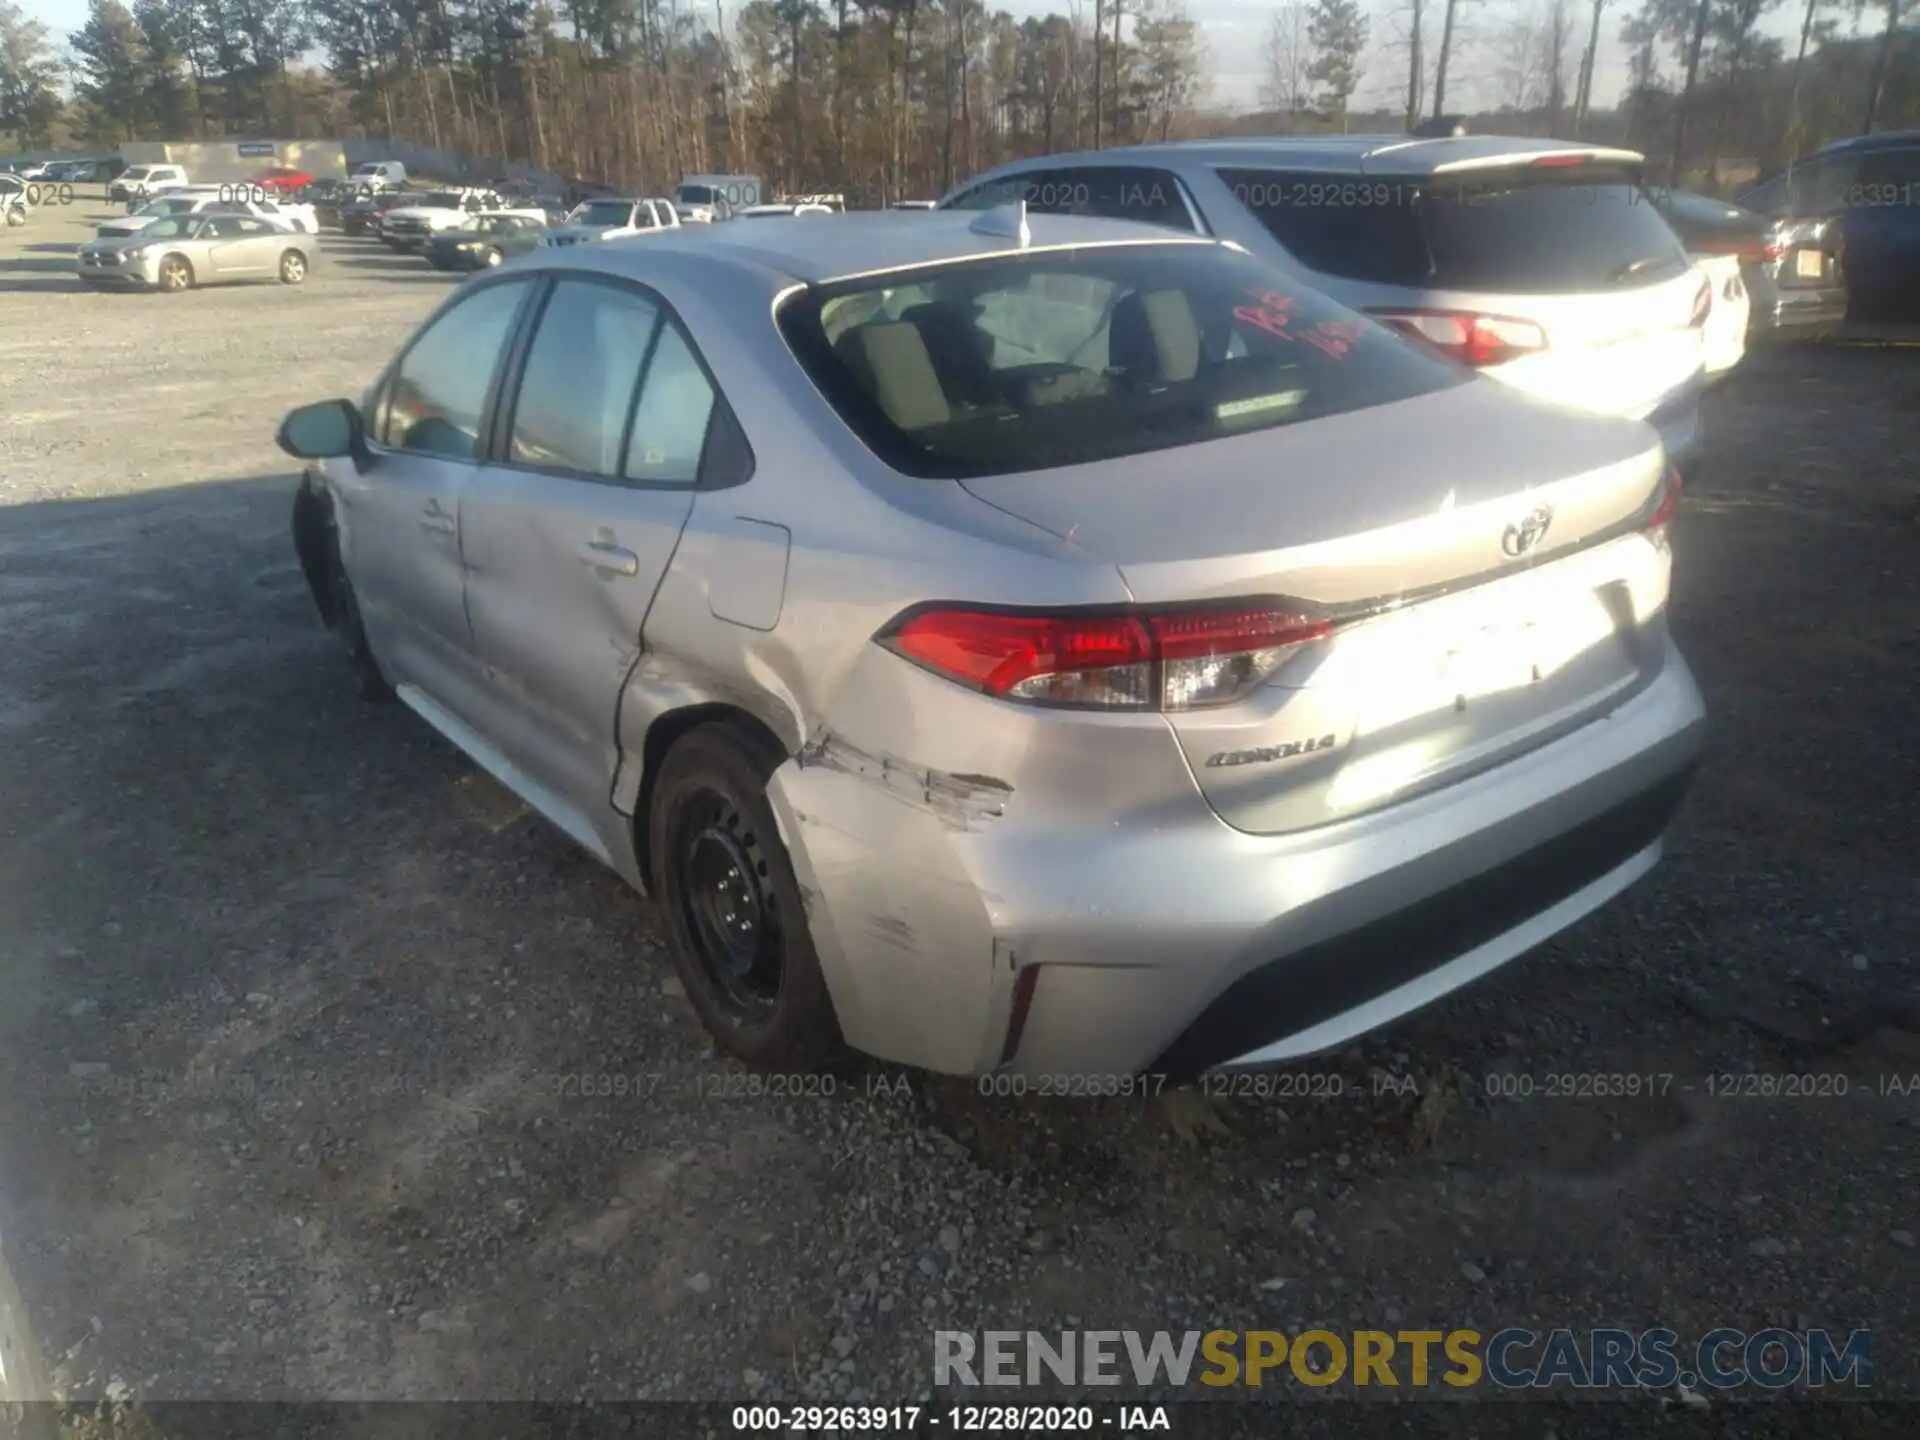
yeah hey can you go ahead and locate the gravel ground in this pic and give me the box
[1,200,1917,1423]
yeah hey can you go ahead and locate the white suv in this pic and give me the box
[942,137,1711,461]
[110,163,190,206]
[542,197,680,246]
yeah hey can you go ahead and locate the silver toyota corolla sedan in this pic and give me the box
[279,208,1706,1080]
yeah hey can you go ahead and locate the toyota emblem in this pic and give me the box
[1502,505,1553,558]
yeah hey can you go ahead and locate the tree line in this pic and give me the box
[1258,0,1914,187]
[0,0,1206,204]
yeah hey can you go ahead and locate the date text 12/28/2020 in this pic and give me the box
[729,1404,1172,1433]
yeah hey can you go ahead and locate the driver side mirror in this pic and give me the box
[277,398,367,464]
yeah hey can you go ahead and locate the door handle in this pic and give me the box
[420,501,455,535]
[577,539,640,576]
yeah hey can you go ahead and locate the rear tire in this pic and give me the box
[278,249,307,284]
[157,254,192,292]
[3,206,24,228]
[649,723,843,1071]
[484,247,504,268]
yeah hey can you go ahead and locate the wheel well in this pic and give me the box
[290,478,339,628]
[633,703,789,891]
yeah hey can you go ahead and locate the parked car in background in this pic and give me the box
[425,212,548,270]
[50,156,124,184]
[95,187,315,240]
[111,163,190,205]
[738,202,836,219]
[381,190,506,251]
[674,172,762,222]
[302,177,357,225]
[1646,186,1845,338]
[543,197,680,246]
[13,161,55,182]
[1738,129,1920,320]
[943,137,1712,462]
[349,160,408,193]
[248,166,315,196]
[77,212,318,291]
[341,191,407,237]
[276,209,1704,1081]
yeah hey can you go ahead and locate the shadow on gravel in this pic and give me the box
[23,242,79,255]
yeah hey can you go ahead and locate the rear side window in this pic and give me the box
[945,166,1197,232]
[1220,164,1691,294]
[778,243,1462,480]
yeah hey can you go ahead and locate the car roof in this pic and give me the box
[973,133,1645,177]
[1817,128,1920,154]
[571,209,1214,285]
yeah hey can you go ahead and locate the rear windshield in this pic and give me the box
[677,185,716,205]
[575,200,633,226]
[1218,164,1691,294]
[777,243,1463,480]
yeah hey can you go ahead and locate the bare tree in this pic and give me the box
[1432,0,1463,115]
[1572,0,1609,134]
[1259,4,1310,124]
[1861,0,1905,132]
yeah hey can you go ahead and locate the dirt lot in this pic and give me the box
[1,198,1917,1419]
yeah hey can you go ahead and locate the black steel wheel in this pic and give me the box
[650,723,842,1068]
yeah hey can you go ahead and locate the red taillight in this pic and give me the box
[1696,238,1767,264]
[1367,308,1549,368]
[1760,241,1784,264]
[880,604,1333,710]
[1687,277,1712,327]
[1646,466,1683,544]
[1531,154,1591,169]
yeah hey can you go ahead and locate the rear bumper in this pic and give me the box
[773,640,1707,1079]
[1642,376,1704,463]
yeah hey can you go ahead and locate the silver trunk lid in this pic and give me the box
[961,382,1674,834]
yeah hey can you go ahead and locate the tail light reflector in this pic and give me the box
[1760,241,1785,264]
[1646,466,1683,550]
[880,604,1333,711]
[1367,308,1549,368]
[1687,277,1712,327]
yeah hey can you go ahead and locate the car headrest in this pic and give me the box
[845,322,951,431]
[1109,289,1201,384]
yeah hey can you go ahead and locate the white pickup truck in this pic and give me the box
[541,197,680,247]
[379,190,518,251]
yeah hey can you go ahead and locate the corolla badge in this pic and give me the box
[1501,505,1554,558]
[1205,733,1339,769]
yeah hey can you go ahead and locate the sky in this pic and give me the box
[20,0,1843,117]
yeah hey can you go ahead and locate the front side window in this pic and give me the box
[1220,164,1692,293]
[379,280,531,458]
[945,165,1197,233]
[133,217,196,240]
[508,280,661,478]
[574,200,635,228]
[778,242,1463,479]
